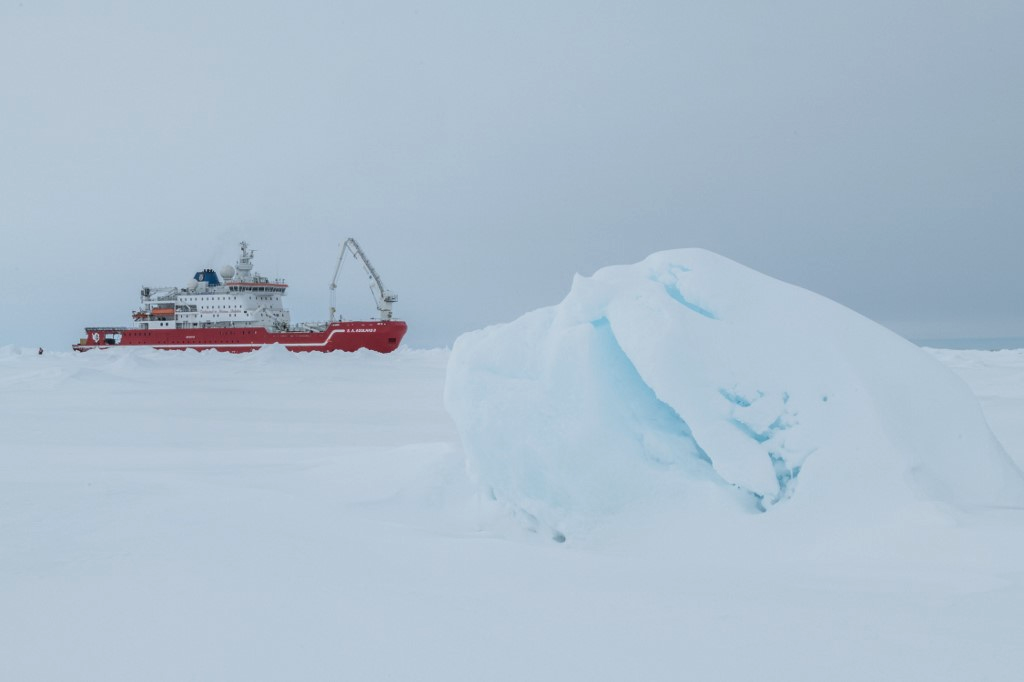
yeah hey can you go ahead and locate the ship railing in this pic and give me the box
[291,322,328,332]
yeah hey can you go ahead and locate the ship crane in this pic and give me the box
[329,238,397,323]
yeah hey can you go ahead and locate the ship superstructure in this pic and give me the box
[135,242,292,332]
[73,240,407,353]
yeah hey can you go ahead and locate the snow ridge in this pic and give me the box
[445,248,1024,537]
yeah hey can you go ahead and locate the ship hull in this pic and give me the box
[73,321,407,354]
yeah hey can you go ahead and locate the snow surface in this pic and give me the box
[2,343,1024,681]
[445,249,1024,538]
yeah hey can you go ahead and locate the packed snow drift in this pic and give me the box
[445,249,1024,536]
[3,344,1024,680]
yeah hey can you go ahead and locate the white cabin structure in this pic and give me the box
[135,242,293,331]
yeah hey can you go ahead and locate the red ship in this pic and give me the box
[74,239,407,353]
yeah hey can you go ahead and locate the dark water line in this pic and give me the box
[913,337,1024,351]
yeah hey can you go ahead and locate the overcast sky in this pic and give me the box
[2,1,1022,350]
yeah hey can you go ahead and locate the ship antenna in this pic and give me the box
[236,241,255,281]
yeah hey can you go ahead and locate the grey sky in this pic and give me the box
[2,1,1022,350]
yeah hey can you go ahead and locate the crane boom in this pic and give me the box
[329,238,397,322]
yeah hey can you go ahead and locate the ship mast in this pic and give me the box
[235,241,255,281]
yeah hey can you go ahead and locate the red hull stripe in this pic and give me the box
[74,322,407,354]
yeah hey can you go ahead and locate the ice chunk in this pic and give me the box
[444,249,1024,536]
